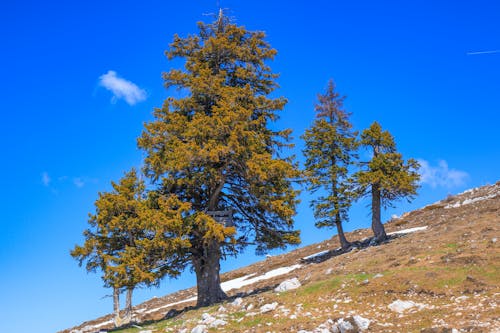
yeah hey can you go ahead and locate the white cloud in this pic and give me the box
[41,172,51,186]
[418,159,468,188]
[73,177,85,188]
[99,70,147,105]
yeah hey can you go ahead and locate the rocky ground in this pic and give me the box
[63,182,500,333]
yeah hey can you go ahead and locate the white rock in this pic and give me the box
[231,297,244,307]
[353,315,370,330]
[275,277,302,292]
[246,303,254,311]
[325,268,333,275]
[455,296,469,302]
[190,325,207,333]
[178,329,188,333]
[139,331,152,333]
[337,318,354,333]
[209,319,227,328]
[260,302,278,313]
[217,305,227,313]
[373,273,383,278]
[388,300,426,313]
[201,313,215,324]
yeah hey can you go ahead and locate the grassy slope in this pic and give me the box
[67,183,500,333]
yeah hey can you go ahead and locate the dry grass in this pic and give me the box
[64,184,500,333]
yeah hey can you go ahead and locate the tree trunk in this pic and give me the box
[192,239,227,307]
[124,286,133,324]
[371,183,387,241]
[335,215,350,250]
[113,286,121,327]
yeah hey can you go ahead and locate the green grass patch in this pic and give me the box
[445,243,458,250]
[297,277,342,296]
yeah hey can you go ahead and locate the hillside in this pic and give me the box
[64,182,500,333]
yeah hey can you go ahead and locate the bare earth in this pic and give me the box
[63,182,500,333]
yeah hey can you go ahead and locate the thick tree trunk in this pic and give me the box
[113,287,121,327]
[192,239,227,307]
[124,286,133,324]
[371,183,387,241]
[335,216,350,250]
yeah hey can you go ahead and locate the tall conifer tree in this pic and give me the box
[353,122,420,241]
[138,11,300,306]
[302,80,357,250]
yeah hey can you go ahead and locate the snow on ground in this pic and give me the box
[136,296,198,315]
[70,319,114,333]
[221,264,302,292]
[301,250,329,261]
[135,264,302,316]
[445,191,500,209]
[388,226,428,235]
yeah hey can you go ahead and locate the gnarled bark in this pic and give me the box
[192,239,227,307]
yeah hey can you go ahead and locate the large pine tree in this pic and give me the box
[301,80,357,250]
[353,122,420,241]
[138,11,300,307]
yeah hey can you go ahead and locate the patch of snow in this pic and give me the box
[87,319,114,330]
[221,264,302,292]
[137,264,302,316]
[302,250,329,260]
[140,296,197,315]
[387,226,428,236]
[445,191,500,209]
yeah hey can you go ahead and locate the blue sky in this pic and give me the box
[1,1,499,332]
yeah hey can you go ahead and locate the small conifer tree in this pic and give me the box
[71,169,188,325]
[353,122,420,241]
[302,80,357,250]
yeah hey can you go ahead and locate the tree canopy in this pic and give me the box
[137,12,300,306]
[71,169,190,324]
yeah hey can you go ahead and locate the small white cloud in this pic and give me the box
[418,159,468,188]
[41,172,51,186]
[73,178,85,188]
[99,70,147,105]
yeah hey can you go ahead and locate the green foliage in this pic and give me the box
[71,169,190,293]
[354,121,420,209]
[301,80,357,230]
[138,12,301,256]
[352,121,420,240]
